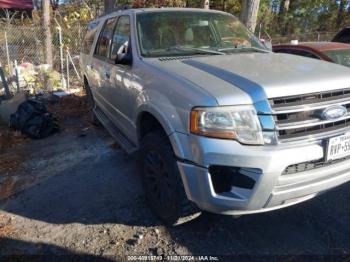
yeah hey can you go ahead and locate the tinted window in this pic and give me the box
[110,16,130,61]
[291,49,319,59]
[333,29,350,43]
[275,48,319,59]
[324,49,350,67]
[136,12,266,57]
[95,18,117,58]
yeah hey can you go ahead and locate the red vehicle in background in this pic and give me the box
[273,42,350,68]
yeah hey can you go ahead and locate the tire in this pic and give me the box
[84,79,101,126]
[139,130,201,226]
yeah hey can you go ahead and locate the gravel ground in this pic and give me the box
[1,96,350,260]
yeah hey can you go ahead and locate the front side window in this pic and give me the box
[136,11,266,57]
[95,18,117,58]
[111,16,130,61]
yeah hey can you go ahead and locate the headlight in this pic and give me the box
[190,105,264,145]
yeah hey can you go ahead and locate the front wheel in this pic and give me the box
[139,130,200,226]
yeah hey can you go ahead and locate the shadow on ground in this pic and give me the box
[1,125,350,256]
[0,237,114,260]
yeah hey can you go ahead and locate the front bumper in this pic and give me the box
[171,132,350,215]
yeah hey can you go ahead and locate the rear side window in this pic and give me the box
[95,18,117,58]
[82,28,98,54]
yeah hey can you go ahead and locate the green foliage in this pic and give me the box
[1,0,350,40]
[256,0,347,36]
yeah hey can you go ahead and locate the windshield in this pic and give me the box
[136,11,267,57]
[323,49,350,67]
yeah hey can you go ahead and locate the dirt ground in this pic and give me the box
[1,94,350,260]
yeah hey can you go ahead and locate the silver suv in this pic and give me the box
[81,8,350,225]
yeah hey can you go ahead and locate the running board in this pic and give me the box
[94,107,137,154]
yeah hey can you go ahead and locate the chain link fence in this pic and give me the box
[0,23,87,95]
[272,31,338,44]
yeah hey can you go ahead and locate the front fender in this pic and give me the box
[135,87,191,135]
[134,90,193,160]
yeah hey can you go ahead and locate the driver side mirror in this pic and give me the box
[116,52,132,65]
[260,39,272,51]
[115,39,132,66]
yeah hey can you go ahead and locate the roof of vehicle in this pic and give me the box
[273,42,350,52]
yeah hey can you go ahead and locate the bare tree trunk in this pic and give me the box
[222,0,227,11]
[240,0,261,32]
[104,0,115,14]
[42,0,53,66]
[336,0,347,27]
[279,0,290,35]
[283,0,290,12]
[279,0,290,16]
[32,0,40,10]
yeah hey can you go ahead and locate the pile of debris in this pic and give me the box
[48,91,90,120]
[0,63,63,96]
[9,99,59,139]
[0,90,91,146]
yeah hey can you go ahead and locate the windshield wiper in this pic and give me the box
[218,46,270,53]
[168,45,225,55]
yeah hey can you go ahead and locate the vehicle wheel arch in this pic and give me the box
[136,107,191,161]
[137,110,173,142]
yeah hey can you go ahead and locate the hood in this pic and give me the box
[146,52,350,106]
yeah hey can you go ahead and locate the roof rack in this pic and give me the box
[95,5,131,18]
[106,5,130,14]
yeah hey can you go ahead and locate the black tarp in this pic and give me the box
[10,100,59,139]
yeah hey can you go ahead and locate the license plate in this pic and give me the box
[326,133,350,161]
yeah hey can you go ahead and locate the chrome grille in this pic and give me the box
[269,89,350,142]
[272,89,350,106]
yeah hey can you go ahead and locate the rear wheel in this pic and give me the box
[139,130,200,226]
[84,79,100,126]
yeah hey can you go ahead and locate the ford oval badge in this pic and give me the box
[321,105,347,120]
